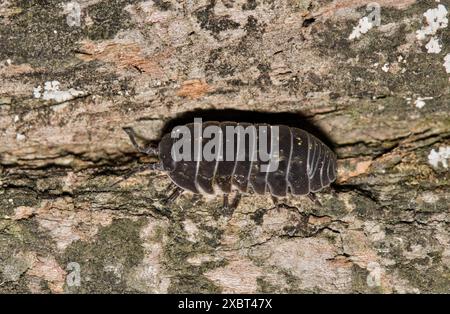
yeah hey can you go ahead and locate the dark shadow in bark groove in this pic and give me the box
[160,109,336,150]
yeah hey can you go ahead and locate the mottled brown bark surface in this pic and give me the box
[0,0,449,293]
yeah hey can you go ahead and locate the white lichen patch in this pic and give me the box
[126,219,170,293]
[182,219,200,243]
[349,16,374,40]
[16,133,26,141]
[425,36,442,53]
[428,146,450,168]
[420,192,439,204]
[366,261,383,288]
[416,4,448,41]
[33,81,85,102]
[364,221,386,242]
[414,96,433,108]
[403,244,428,260]
[0,58,12,67]
[414,99,426,108]
[444,53,450,73]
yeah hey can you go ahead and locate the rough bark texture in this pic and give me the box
[1,0,449,293]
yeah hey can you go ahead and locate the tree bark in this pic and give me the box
[0,0,449,293]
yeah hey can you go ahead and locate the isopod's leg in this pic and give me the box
[331,188,339,199]
[222,193,229,210]
[230,191,241,210]
[111,162,163,187]
[191,194,202,205]
[163,182,176,193]
[123,127,159,156]
[164,186,184,204]
[271,196,279,207]
[270,195,291,210]
[222,192,241,216]
[308,193,322,206]
[325,184,339,198]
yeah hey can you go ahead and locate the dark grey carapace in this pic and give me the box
[123,122,337,210]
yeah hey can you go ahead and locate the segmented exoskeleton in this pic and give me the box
[122,121,337,211]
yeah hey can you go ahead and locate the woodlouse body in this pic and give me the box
[156,121,337,198]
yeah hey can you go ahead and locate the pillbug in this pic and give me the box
[121,120,337,211]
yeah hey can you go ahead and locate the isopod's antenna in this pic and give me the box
[162,184,184,205]
[110,127,162,187]
[123,127,159,156]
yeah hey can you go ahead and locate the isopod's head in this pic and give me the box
[158,133,176,172]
